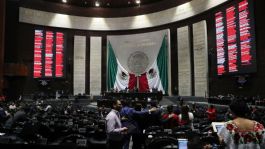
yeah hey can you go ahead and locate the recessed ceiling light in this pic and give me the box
[95,1,100,7]
[62,0,67,3]
[136,0,140,4]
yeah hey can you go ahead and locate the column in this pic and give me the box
[90,36,102,95]
[73,36,86,95]
[193,20,209,97]
[177,26,192,96]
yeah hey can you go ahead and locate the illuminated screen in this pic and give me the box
[212,122,225,133]
[216,125,224,133]
[178,139,188,149]
[33,29,65,78]
[215,0,256,76]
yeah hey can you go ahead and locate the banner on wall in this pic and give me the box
[107,30,169,94]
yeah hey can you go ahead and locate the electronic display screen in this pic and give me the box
[178,138,188,149]
[33,29,65,78]
[212,122,225,133]
[216,125,224,133]
[215,0,256,76]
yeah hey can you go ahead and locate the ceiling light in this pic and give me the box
[136,0,140,4]
[62,0,67,3]
[95,1,100,7]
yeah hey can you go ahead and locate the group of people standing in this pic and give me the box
[105,99,157,149]
[104,98,265,149]
[104,99,195,149]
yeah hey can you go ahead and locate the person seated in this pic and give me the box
[218,99,265,149]
[161,105,179,129]
[44,104,52,113]
[0,95,5,101]
[0,103,10,124]
[206,105,217,122]
[224,109,233,121]
[4,104,30,129]
[191,102,198,114]
[151,87,158,93]
[124,87,129,93]
[9,102,17,110]
[98,105,109,118]
[179,105,194,130]
[133,87,138,93]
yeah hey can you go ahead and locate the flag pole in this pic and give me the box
[136,75,139,91]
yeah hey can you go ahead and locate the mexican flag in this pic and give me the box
[146,35,168,94]
[107,34,168,94]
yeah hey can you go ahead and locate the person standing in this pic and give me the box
[120,100,157,149]
[179,105,194,130]
[106,99,128,149]
[218,99,265,149]
[161,105,179,129]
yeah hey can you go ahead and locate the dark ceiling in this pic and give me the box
[44,0,183,8]
[19,0,192,17]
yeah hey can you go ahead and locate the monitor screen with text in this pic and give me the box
[215,0,256,76]
[33,29,65,78]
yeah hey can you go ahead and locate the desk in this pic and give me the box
[207,97,232,105]
[102,92,163,101]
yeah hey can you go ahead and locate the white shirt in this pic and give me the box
[179,112,194,130]
[106,109,122,132]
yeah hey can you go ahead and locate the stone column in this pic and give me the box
[178,26,192,96]
[73,36,86,95]
[90,36,102,95]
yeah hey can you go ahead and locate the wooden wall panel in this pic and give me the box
[0,0,6,95]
